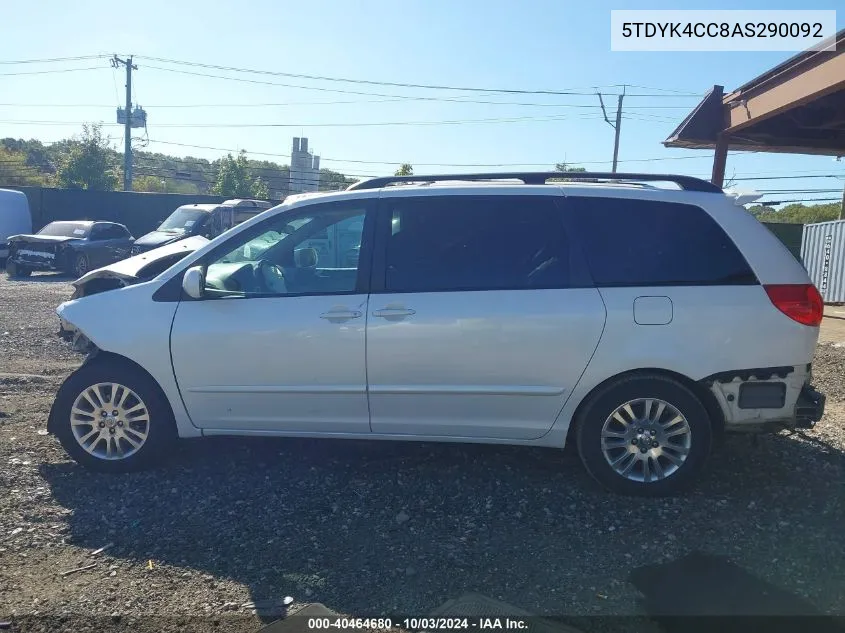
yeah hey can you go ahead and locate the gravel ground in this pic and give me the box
[1,273,844,633]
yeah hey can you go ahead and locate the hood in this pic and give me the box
[73,235,209,289]
[9,234,81,245]
[134,230,188,248]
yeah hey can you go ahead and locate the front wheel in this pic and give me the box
[51,359,176,472]
[575,374,713,496]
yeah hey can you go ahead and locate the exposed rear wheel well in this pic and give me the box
[567,368,725,444]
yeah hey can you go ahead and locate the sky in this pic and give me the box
[1,0,843,205]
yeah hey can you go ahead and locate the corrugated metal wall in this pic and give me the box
[802,220,845,303]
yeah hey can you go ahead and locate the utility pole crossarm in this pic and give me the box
[597,93,614,127]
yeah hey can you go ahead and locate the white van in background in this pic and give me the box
[0,189,32,263]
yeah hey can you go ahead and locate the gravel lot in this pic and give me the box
[1,273,844,632]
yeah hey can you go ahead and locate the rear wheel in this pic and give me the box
[5,259,31,278]
[575,374,713,496]
[52,358,176,472]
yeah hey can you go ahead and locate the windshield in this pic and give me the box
[158,208,209,233]
[37,222,89,238]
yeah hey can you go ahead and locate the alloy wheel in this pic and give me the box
[600,398,692,483]
[70,382,150,460]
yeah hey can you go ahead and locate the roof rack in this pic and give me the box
[345,172,722,193]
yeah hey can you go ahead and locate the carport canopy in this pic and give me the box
[664,29,845,187]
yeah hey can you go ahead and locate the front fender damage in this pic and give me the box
[57,315,96,355]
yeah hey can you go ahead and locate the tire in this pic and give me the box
[71,252,89,278]
[5,259,31,278]
[51,358,177,472]
[575,374,713,496]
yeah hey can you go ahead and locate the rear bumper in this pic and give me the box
[795,384,825,429]
[703,364,826,432]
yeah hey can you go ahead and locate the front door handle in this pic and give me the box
[372,307,416,319]
[320,309,362,322]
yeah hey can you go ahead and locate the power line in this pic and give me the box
[0,113,611,128]
[0,55,107,65]
[144,139,764,168]
[733,174,845,181]
[143,64,697,105]
[754,188,845,194]
[613,83,700,96]
[0,66,105,76]
[138,55,703,98]
[0,99,692,110]
[757,197,841,205]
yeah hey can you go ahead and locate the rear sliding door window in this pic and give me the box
[384,195,584,292]
[568,197,757,287]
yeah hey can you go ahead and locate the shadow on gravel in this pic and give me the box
[40,429,845,625]
[629,551,845,633]
[7,273,74,283]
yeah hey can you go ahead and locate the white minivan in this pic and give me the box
[47,173,826,495]
[0,188,32,263]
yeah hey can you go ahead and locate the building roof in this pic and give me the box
[664,29,845,156]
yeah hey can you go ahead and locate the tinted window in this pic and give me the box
[384,196,576,292]
[94,224,129,240]
[569,197,756,286]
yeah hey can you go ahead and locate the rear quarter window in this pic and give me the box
[567,197,757,287]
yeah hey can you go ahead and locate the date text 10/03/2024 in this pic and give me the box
[307,618,531,630]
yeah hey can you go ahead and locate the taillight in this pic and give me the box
[764,284,823,327]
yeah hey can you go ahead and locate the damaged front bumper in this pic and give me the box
[57,316,94,354]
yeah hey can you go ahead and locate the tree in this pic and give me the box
[56,124,119,190]
[132,175,167,193]
[555,162,586,173]
[211,151,269,198]
[252,176,270,200]
[319,168,355,191]
[550,162,586,182]
[0,146,50,186]
[748,202,842,224]
[395,163,413,176]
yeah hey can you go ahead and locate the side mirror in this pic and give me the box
[182,266,205,299]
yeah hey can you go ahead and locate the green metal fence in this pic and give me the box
[761,222,804,263]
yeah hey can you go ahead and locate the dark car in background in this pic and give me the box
[5,221,134,278]
[130,198,272,255]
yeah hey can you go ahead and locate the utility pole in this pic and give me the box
[111,55,137,191]
[598,87,625,173]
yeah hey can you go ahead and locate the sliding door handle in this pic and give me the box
[372,307,416,319]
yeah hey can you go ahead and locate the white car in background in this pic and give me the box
[0,188,32,263]
[47,172,825,495]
